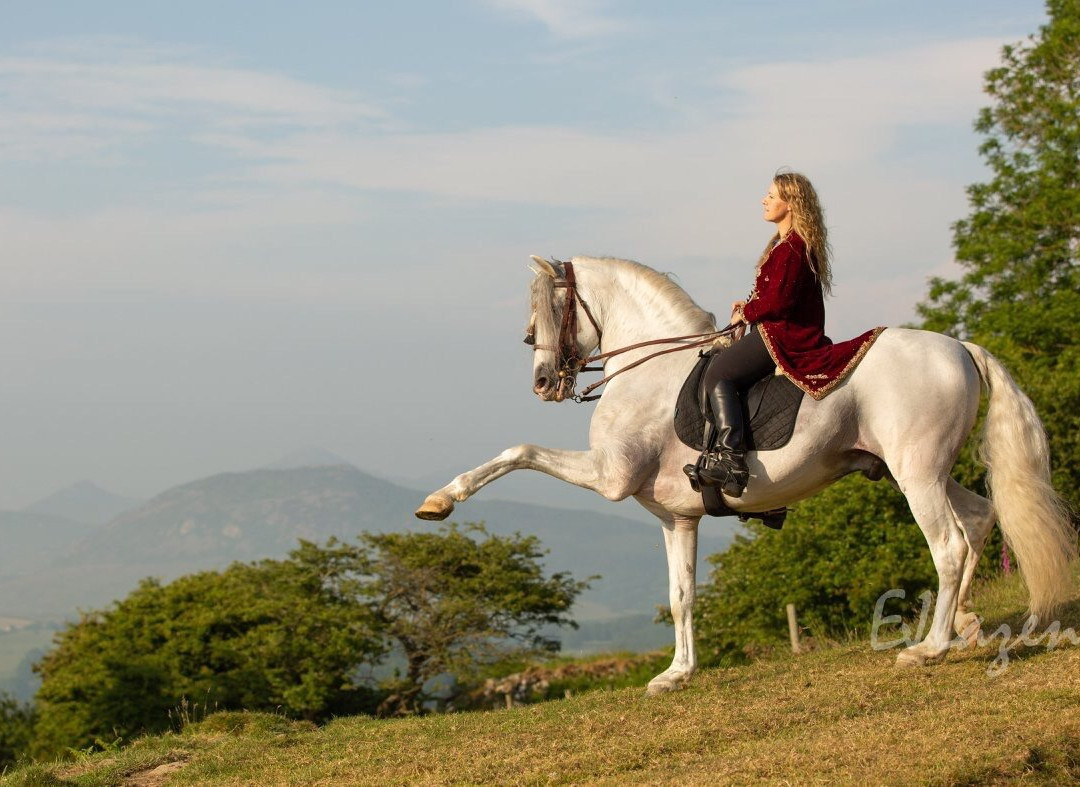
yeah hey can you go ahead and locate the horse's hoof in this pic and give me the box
[646,674,689,695]
[959,621,984,643]
[894,649,926,669]
[954,612,981,648]
[895,648,945,669]
[415,492,454,521]
[645,680,676,696]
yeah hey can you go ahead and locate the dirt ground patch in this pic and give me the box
[123,758,187,786]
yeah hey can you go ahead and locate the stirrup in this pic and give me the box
[696,452,748,498]
[683,457,707,493]
[683,464,701,493]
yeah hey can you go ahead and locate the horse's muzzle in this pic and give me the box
[533,376,554,399]
[533,374,573,401]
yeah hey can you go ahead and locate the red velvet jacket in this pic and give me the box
[740,231,884,399]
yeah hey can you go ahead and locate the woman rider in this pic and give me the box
[686,170,884,497]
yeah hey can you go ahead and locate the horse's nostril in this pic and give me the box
[534,377,549,392]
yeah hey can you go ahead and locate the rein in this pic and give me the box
[529,260,736,403]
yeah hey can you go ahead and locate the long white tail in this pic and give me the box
[963,342,1077,619]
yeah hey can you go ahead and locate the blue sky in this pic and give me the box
[0,1,1049,509]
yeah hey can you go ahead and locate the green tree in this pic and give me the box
[0,693,35,769]
[919,0,1080,501]
[32,544,384,757]
[365,523,590,715]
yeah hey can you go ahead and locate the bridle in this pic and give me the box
[526,260,603,382]
[526,259,737,402]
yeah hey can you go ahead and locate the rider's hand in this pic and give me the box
[730,300,747,326]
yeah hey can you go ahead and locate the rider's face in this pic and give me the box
[762,182,790,225]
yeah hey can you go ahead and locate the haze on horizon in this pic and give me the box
[0,1,1048,510]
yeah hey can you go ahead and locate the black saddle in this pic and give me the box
[674,352,805,525]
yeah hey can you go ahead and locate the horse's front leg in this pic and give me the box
[415,444,640,520]
[647,514,700,695]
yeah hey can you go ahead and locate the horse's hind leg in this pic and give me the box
[416,445,641,520]
[948,479,996,645]
[895,476,969,667]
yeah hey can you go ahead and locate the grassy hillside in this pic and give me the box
[7,572,1080,785]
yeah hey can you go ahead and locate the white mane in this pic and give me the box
[575,256,717,334]
[528,256,717,345]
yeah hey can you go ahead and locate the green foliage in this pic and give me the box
[919,0,1080,503]
[696,478,928,664]
[365,523,590,715]
[31,546,384,758]
[0,692,35,770]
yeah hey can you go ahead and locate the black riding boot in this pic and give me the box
[696,379,749,497]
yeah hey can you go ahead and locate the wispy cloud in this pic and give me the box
[0,39,388,163]
[479,0,629,39]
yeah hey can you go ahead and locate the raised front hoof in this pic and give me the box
[646,672,691,695]
[894,646,946,669]
[415,492,454,521]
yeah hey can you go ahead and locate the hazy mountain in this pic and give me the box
[3,464,734,620]
[25,481,141,525]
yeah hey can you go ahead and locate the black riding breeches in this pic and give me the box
[699,328,776,399]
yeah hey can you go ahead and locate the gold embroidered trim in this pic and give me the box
[757,325,887,400]
[745,231,801,321]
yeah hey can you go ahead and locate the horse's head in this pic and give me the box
[526,256,601,402]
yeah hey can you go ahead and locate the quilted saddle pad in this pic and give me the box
[674,353,805,452]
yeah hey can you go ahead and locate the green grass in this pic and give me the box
[7,572,1080,785]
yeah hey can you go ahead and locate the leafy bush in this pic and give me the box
[31,543,384,757]
[0,693,35,770]
[696,477,935,665]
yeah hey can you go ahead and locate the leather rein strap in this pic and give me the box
[533,260,735,402]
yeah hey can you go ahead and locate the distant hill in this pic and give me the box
[25,480,141,525]
[1,465,734,621]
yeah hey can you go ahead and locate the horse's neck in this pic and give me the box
[578,261,712,362]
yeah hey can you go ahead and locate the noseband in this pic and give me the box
[527,259,736,402]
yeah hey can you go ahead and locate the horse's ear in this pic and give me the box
[529,255,558,278]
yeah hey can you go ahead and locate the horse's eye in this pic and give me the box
[523,332,536,346]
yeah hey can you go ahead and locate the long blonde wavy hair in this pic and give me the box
[758,170,833,296]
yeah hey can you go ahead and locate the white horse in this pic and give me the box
[416,256,1075,693]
